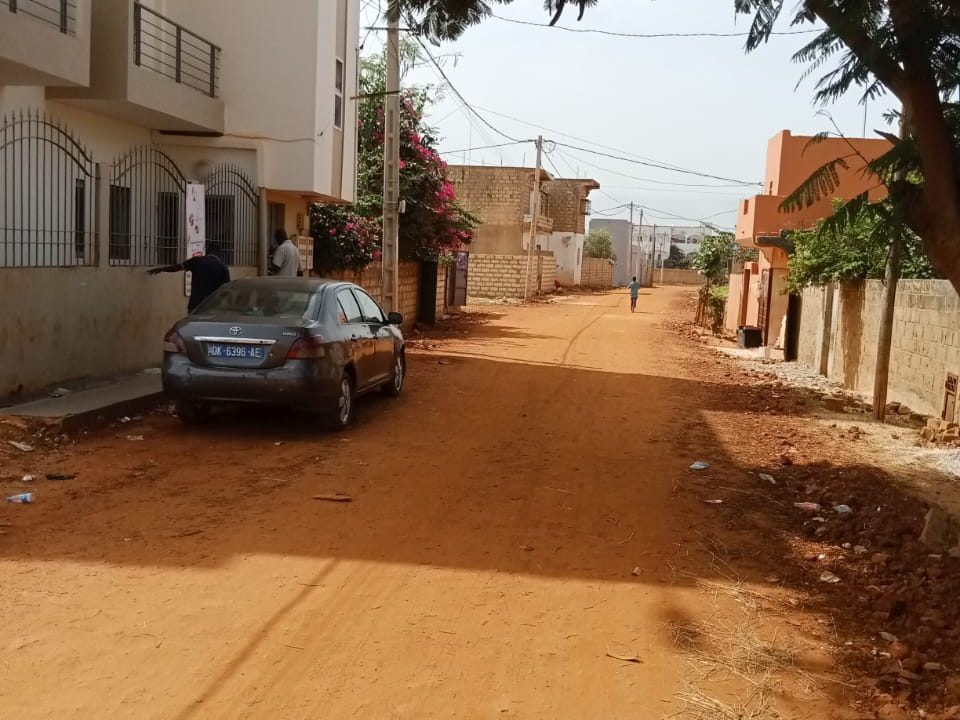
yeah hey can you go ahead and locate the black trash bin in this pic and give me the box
[737,326,762,349]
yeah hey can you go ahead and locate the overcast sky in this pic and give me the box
[361,1,895,231]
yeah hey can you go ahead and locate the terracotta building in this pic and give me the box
[727,130,891,355]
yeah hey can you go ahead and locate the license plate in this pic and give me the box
[206,344,266,360]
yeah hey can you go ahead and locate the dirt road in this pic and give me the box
[1,288,855,719]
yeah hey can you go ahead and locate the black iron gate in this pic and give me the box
[0,109,97,267]
[201,163,258,267]
[109,146,187,266]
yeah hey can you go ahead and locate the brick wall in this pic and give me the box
[798,279,960,417]
[467,252,557,299]
[543,179,593,234]
[580,257,614,287]
[448,166,531,225]
[656,269,706,286]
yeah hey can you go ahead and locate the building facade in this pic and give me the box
[0,0,359,398]
[540,178,599,285]
[727,129,891,352]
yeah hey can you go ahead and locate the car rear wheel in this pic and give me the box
[381,353,405,397]
[175,399,210,425]
[327,373,354,431]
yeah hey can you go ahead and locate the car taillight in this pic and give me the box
[287,335,325,359]
[163,329,186,354]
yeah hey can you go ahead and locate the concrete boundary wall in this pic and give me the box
[467,252,557,299]
[580,257,614,288]
[798,279,960,418]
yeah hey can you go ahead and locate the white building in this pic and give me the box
[637,224,706,263]
[0,0,359,397]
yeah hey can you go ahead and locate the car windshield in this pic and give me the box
[196,286,318,320]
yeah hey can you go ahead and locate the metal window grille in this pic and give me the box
[201,163,258,267]
[7,0,77,35]
[0,109,96,268]
[109,146,186,266]
[133,2,221,98]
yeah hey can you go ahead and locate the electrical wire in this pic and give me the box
[438,141,530,156]
[490,13,819,39]
[411,34,525,143]
[553,141,759,186]
[471,104,753,185]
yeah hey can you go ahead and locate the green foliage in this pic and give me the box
[697,284,729,335]
[786,199,937,292]
[390,0,596,38]
[691,232,737,286]
[663,244,690,269]
[584,229,616,260]
[356,41,477,262]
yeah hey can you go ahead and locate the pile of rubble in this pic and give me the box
[920,417,960,447]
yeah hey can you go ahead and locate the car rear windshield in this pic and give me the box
[197,286,319,320]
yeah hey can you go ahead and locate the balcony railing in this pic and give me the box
[7,0,76,35]
[133,2,220,98]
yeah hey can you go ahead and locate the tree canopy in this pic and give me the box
[584,229,615,260]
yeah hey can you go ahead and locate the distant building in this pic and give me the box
[587,218,637,287]
[448,165,599,293]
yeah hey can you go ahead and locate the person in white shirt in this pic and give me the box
[269,229,302,277]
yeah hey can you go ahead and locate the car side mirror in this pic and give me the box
[387,311,403,326]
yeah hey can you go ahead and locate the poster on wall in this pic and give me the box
[184,183,206,298]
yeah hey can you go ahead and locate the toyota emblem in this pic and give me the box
[229,326,242,336]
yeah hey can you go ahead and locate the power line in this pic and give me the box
[411,34,524,143]
[491,13,819,39]
[553,141,759,186]
[472,104,751,186]
[439,140,530,156]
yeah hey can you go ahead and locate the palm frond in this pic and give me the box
[779,156,851,212]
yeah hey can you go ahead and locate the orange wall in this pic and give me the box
[737,130,891,244]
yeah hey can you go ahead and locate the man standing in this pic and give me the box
[148,242,230,312]
[628,276,640,313]
[269,229,302,277]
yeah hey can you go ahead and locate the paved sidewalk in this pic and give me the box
[1,372,163,430]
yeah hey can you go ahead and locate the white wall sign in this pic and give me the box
[185,183,205,299]
[186,183,206,258]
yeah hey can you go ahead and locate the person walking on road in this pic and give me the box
[628,276,641,313]
[269,229,302,277]
[148,242,230,312]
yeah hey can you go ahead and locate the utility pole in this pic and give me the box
[635,208,644,281]
[523,135,543,300]
[381,13,400,313]
[628,202,634,286]
[873,120,907,422]
[651,224,657,286]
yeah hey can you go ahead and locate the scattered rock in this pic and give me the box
[871,552,891,566]
[889,641,911,660]
[8,441,34,453]
[925,662,944,672]
[825,396,846,412]
[820,571,841,584]
[880,631,899,643]
[920,507,959,550]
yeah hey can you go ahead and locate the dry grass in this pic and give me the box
[672,679,781,720]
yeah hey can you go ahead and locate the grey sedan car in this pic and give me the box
[161,277,405,429]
